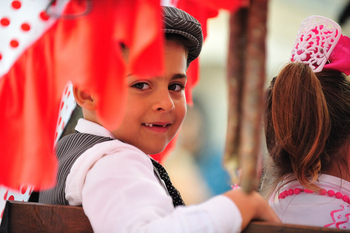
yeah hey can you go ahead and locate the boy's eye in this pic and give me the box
[132,82,150,90]
[169,83,184,92]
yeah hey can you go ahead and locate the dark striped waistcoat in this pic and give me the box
[39,132,184,207]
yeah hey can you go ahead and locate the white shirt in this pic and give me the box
[270,174,350,229]
[65,119,242,233]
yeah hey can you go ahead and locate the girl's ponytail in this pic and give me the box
[269,62,331,190]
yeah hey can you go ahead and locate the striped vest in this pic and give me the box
[39,132,184,207]
[39,132,113,205]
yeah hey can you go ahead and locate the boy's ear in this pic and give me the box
[73,86,96,111]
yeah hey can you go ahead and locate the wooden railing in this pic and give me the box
[0,201,92,233]
[1,201,349,233]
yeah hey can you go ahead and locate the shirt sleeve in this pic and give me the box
[65,140,242,233]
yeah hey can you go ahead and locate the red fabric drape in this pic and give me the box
[57,0,164,130]
[135,0,246,163]
[0,0,164,190]
[0,43,60,189]
[193,0,246,12]
[0,0,245,188]
[152,0,219,162]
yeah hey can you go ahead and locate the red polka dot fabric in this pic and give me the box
[0,185,34,223]
[11,1,22,9]
[0,0,56,78]
[0,0,65,225]
[55,82,77,145]
[0,72,75,227]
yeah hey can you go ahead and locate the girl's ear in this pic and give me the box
[73,86,96,111]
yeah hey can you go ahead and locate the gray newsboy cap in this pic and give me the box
[162,6,203,65]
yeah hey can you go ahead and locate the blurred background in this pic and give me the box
[163,0,350,204]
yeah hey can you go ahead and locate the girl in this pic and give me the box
[261,15,350,229]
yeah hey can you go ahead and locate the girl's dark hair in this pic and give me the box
[261,63,350,198]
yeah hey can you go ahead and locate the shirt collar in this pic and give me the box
[75,118,116,139]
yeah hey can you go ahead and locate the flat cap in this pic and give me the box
[162,6,203,65]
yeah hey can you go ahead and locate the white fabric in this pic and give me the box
[270,174,350,229]
[65,118,242,233]
[75,118,116,139]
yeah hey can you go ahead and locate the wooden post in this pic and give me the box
[224,0,268,193]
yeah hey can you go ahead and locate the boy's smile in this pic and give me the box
[110,40,188,154]
[142,122,171,133]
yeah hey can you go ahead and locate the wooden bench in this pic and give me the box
[0,201,92,233]
[1,201,349,232]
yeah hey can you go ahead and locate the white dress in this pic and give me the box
[269,174,350,230]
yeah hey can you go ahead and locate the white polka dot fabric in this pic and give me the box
[0,0,58,78]
[54,82,77,145]
[0,184,34,222]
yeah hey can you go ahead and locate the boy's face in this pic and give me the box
[111,40,188,154]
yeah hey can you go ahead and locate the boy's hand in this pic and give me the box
[223,189,281,230]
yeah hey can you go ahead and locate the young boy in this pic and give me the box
[39,6,279,232]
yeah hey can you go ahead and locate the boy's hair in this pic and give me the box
[162,6,203,66]
[165,33,190,65]
[260,63,350,198]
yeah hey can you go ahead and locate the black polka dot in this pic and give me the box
[151,159,185,207]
